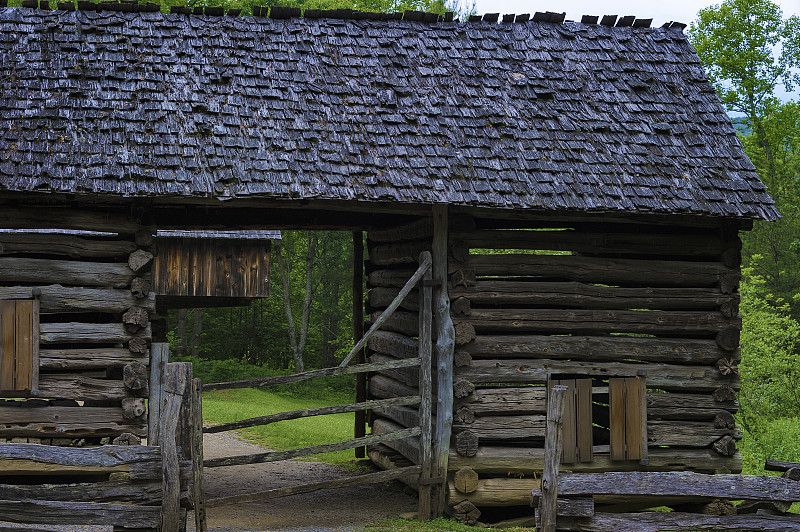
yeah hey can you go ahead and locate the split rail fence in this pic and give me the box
[199,251,438,519]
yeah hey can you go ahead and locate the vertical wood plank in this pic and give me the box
[353,232,366,457]
[609,378,626,461]
[432,206,455,518]
[178,363,194,462]
[186,238,198,298]
[191,377,208,532]
[14,300,32,391]
[576,378,593,463]
[0,301,14,390]
[231,241,245,298]
[203,240,214,298]
[418,251,434,521]
[560,379,577,464]
[30,298,39,394]
[639,373,649,465]
[260,240,271,297]
[160,362,188,532]
[149,343,170,446]
[625,377,642,460]
[539,384,567,532]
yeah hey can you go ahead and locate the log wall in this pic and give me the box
[0,207,154,445]
[366,212,745,513]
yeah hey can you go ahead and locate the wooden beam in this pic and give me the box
[456,309,738,336]
[0,443,160,476]
[148,342,169,447]
[0,406,146,437]
[0,500,160,527]
[39,323,151,345]
[40,348,148,370]
[0,480,162,504]
[456,359,737,392]
[449,448,742,475]
[0,285,155,314]
[461,335,729,365]
[191,378,207,532]
[555,511,800,531]
[0,232,136,259]
[432,205,455,518]
[556,471,800,502]
[0,258,136,288]
[160,362,190,532]
[0,206,145,234]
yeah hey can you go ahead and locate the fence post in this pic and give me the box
[353,231,366,458]
[160,362,191,532]
[191,377,208,532]
[539,385,568,532]
[431,205,455,517]
[149,343,170,446]
[417,251,434,520]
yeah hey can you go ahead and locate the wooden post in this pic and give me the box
[432,206,455,517]
[191,378,207,532]
[160,362,191,532]
[417,251,434,520]
[353,231,366,458]
[540,385,568,532]
[149,343,169,446]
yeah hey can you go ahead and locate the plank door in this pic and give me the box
[551,378,593,464]
[609,376,648,462]
[0,299,39,393]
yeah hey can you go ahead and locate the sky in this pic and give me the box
[472,0,800,27]
[472,0,800,102]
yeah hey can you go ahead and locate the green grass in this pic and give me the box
[202,384,360,467]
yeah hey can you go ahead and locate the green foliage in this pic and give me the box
[738,417,800,475]
[738,269,800,435]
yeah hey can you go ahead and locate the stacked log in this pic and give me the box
[0,208,154,444]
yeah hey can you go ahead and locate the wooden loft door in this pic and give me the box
[0,299,39,393]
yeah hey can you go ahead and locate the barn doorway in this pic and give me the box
[155,230,436,530]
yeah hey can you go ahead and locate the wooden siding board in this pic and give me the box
[625,377,643,460]
[576,378,593,463]
[0,301,14,390]
[14,300,33,392]
[609,378,625,461]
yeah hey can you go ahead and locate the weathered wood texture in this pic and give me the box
[39,323,151,345]
[39,348,148,370]
[161,362,190,532]
[0,258,136,288]
[554,511,800,531]
[0,405,146,437]
[449,448,741,474]
[149,342,169,447]
[540,385,567,532]
[0,207,146,234]
[0,299,37,392]
[0,500,160,527]
[0,443,161,476]
[456,359,736,392]
[0,232,137,259]
[448,477,541,506]
[153,237,270,298]
[191,378,207,532]
[555,471,800,502]
[13,375,135,401]
[460,336,730,365]
[0,479,162,504]
[455,254,734,289]
[450,281,737,311]
[455,309,738,336]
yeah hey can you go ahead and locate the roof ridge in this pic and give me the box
[0,3,689,31]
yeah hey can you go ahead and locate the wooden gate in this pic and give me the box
[196,251,437,522]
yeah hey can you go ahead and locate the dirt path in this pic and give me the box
[194,432,418,532]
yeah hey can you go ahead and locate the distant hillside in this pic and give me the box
[731,116,753,136]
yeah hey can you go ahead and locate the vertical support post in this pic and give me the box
[638,370,649,466]
[417,251,434,521]
[160,362,191,532]
[431,205,455,517]
[191,378,208,532]
[353,231,366,458]
[149,343,170,447]
[539,385,568,532]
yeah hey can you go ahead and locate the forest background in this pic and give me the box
[8,0,796,474]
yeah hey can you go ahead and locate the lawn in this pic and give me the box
[201,384,361,467]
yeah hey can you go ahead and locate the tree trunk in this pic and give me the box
[176,309,187,357]
[190,309,203,358]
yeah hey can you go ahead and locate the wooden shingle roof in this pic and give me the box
[0,7,779,220]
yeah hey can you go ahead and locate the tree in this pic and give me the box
[689,0,800,309]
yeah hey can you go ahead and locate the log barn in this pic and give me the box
[0,3,789,529]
